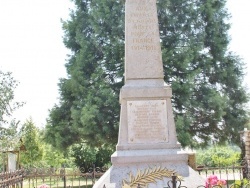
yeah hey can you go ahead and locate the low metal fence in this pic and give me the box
[0,167,105,188]
[0,169,24,188]
[23,167,106,188]
[197,165,245,180]
[1,164,249,188]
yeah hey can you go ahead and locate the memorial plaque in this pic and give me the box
[127,100,168,143]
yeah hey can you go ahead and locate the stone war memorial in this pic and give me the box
[93,0,204,187]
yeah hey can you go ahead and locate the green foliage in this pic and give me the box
[0,120,20,150]
[0,70,24,154]
[0,123,25,171]
[95,146,113,168]
[45,0,123,150]
[158,0,248,147]
[20,119,44,167]
[41,144,71,168]
[0,70,25,171]
[196,145,241,167]
[0,120,21,171]
[6,121,74,169]
[70,143,114,170]
[45,0,249,150]
[0,70,24,126]
[19,121,74,168]
[234,179,249,187]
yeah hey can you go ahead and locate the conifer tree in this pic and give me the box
[45,0,248,149]
[20,119,43,167]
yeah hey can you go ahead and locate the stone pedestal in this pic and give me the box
[117,81,180,151]
[93,0,205,187]
[94,149,204,188]
[93,82,204,188]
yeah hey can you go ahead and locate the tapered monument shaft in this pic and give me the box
[125,0,163,81]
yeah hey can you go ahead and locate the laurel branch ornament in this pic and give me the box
[122,166,183,188]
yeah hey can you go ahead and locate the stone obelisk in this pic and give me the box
[117,0,179,151]
[93,0,204,187]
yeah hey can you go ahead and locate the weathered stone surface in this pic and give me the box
[116,89,180,151]
[94,149,204,187]
[125,0,163,81]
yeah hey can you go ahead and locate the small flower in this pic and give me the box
[217,179,226,186]
[39,184,49,188]
[205,175,226,188]
[206,175,218,188]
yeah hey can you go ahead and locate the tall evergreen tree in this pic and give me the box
[20,119,43,167]
[45,0,248,149]
[45,0,124,149]
[158,0,248,146]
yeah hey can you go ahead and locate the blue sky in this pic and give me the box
[0,0,249,128]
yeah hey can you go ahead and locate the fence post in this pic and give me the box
[93,164,96,184]
[63,168,66,188]
[21,170,24,188]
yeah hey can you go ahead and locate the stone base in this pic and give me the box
[93,149,205,188]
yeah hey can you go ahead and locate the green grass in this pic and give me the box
[23,177,96,188]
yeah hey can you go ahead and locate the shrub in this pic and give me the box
[70,143,114,171]
[196,145,241,167]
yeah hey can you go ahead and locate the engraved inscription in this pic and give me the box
[127,100,168,144]
[131,45,157,51]
[125,0,164,79]
[133,38,153,43]
[127,0,158,52]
